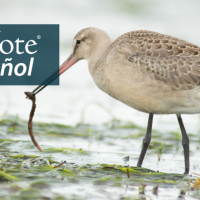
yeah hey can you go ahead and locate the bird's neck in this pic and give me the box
[87,37,112,76]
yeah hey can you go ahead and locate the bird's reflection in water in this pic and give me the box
[137,185,146,200]
[134,186,185,200]
[153,185,158,196]
[178,190,186,199]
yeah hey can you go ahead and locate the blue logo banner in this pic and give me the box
[0,24,59,85]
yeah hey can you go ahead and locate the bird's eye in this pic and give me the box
[77,40,81,45]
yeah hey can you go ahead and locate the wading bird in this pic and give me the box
[29,27,200,174]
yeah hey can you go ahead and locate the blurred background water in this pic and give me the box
[0,0,200,132]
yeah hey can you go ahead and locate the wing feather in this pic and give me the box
[111,30,200,90]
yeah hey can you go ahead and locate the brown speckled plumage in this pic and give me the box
[108,30,200,91]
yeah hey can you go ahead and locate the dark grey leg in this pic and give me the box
[137,113,154,167]
[177,114,190,174]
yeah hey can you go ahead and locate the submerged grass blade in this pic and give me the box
[0,171,20,181]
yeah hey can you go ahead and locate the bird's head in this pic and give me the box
[27,27,111,96]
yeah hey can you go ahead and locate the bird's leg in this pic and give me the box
[137,113,154,167]
[177,114,190,174]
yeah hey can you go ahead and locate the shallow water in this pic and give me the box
[0,117,200,200]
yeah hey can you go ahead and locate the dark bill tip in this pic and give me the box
[25,92,35,100]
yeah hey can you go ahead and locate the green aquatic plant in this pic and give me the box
[0,116,199,199]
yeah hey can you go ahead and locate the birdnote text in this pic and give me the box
[0,24,59,85]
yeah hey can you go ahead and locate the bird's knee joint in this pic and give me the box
[143,139,150,145]
[182,140,189,146]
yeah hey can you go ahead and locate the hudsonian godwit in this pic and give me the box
[30,27,200,174]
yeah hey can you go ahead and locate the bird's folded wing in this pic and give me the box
[110,30,200,90]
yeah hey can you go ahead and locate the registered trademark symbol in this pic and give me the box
[37,35,41,39]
